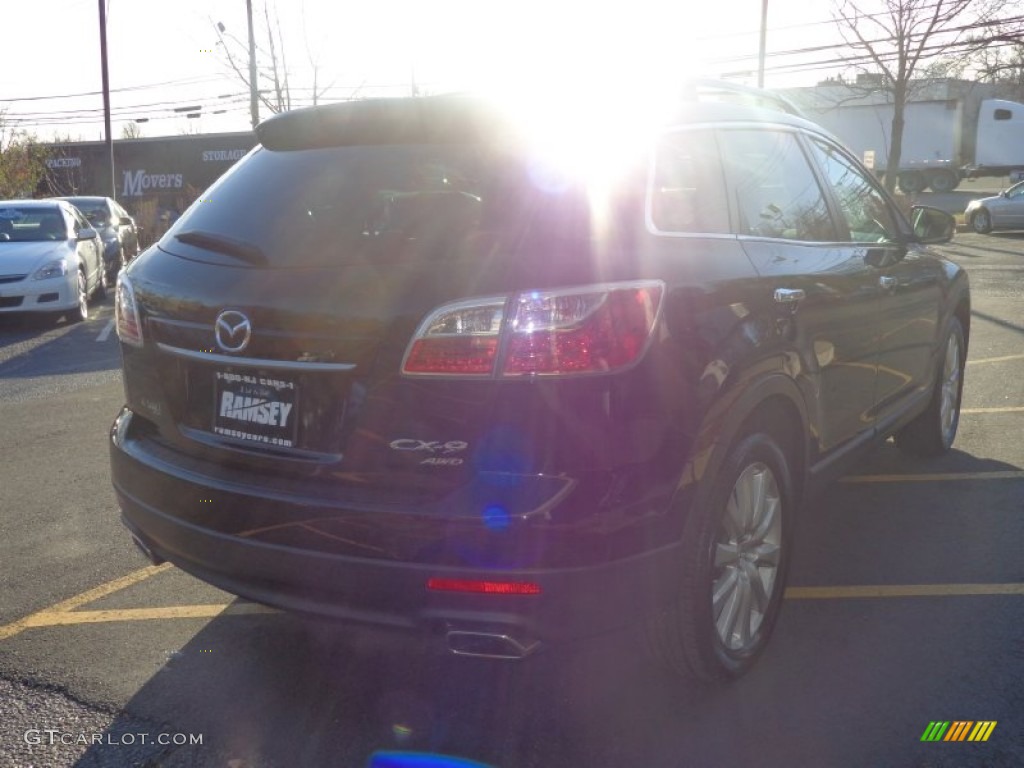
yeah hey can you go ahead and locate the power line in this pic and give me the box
[7,93,249,120]
[708,14,1024,68]
[0,75,234,104]
[696,0,960,41]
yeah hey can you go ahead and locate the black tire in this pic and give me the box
[895,317,966,457]
[95,263,109,300]
[107,247,124,282]
[64,270,89,323]
[646,432,793,682]
[970,209,992,235]
[898,172,926,194]
[927,170,959,193]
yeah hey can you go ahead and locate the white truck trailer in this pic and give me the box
[782,79,1024,193]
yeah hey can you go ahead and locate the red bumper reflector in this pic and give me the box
[427,577,542,595]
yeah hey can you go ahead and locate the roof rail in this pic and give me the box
[681,79,805,118]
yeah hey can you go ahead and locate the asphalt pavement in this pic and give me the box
[1,238,1022,768]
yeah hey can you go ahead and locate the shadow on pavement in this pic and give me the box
[0,299,118,379]
[71,447,1024,768]
[69,614,665,768]
[970,308,1024,336]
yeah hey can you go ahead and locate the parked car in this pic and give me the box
[965,180,1024,233]
[110,91,968,681]
[55,196,139,280]
[0,199,106,322]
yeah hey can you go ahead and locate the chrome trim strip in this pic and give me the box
[156,342,356,371]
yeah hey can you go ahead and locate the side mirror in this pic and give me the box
[910,206,955,244]
[77,227,98,241]
[119,216,133,226]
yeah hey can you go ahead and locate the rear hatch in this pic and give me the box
[117,96,664,563]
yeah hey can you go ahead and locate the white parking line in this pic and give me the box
[96,318,115,342]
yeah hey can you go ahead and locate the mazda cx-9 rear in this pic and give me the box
[110,92,966,680]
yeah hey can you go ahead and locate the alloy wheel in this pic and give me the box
[712,462,783,653]
[940,331,961,444]
[77,272,88,319]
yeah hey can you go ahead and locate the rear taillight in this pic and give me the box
[115,272,143,347]
[504,284,662,375]
[402,297,506,375]
[401,281,663,377]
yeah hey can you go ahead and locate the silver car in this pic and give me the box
[965,181,1024,234]
[0,200,106,322]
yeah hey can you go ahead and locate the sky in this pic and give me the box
[1,0,853,142]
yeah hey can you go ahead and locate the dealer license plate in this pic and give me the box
[213,371,298,447]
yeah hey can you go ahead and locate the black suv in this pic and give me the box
[110,92,968,681]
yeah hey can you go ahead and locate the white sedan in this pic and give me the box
[0,200,106,322]
[965,181,1024,234]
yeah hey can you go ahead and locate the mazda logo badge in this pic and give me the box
[214,310,252,353]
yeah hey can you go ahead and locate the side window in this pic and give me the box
[1005,182,1024,199]
[718,129,836,241]
[70,209,88,233]
[648,129,729,234]
[809,138,900,243]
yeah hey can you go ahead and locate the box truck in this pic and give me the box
[782,79,1024,193]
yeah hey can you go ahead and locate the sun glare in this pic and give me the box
[441,3,700,192]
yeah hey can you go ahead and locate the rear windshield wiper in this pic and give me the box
[174,230,267,266]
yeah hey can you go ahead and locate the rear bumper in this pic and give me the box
[110,408,682,642]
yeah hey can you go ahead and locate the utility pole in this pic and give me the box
[98,0,115,198]
[246,0,259,128]
[757,0,768,88]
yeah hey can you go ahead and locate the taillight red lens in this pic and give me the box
[115,272,144,347]
[427,578,542,595]
[402,281,663,378]
[401,298,505,375]
[404,336,499,374]
[503,283,662,375]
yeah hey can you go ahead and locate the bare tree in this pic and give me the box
[121,122,144,139]
[973,41,1024,100]
[832,0,1006,193]
[214,1,335,120]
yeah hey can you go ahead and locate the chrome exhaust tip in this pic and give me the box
[130,534,165,565]
[446,630,540,660]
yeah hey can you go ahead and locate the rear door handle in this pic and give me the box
[774,288,805,305]
[879,276,898,290]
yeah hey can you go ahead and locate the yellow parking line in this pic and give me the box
[2,574,1022,636]
[961,406,1024,414]
[841,471,1024,483]
[0,564,170,642]
[21,602,277,628]
[786,583,1024,599]
[967,353,1024,366]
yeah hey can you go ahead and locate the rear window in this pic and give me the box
[69,201,110,224]
[163,144,643,268]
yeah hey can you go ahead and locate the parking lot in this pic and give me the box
[1,232,1022,768]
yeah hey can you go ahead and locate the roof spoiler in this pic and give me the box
[680,79,805,118]
[256,94,503,151]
